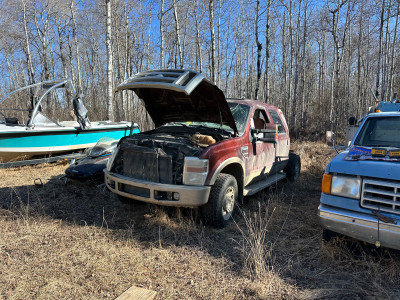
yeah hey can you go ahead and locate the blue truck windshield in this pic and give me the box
[354,116,400,148]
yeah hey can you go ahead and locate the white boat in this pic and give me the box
[0,79,138,163]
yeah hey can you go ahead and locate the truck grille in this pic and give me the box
[120,144,173,184]
[361,179,400,214]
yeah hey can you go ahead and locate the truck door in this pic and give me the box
[268,109,290,173]
[247,108,275,184]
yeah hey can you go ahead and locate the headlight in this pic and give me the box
[183,157,209,186]
[322,174,361,199]
[106,148,119,171]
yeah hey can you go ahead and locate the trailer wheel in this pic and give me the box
[201,174,238,228]
[284,153,301,182]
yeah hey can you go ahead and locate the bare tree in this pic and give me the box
[172,0,183,68]
[376,0,385,100]
[327,0,347,129]
[106,0,114,121]
[22,1,35,86]
[209,0,216,82]
[254,0,262,100]
[264,0,272,102]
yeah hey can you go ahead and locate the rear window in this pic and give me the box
[268,110,286,134]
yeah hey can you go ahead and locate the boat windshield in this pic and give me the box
[354,116,400,148]
[86,137,119,157]
[0,79,76,127]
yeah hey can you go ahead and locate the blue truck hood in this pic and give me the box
[327,151,400,180]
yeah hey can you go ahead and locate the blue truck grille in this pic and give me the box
[361,179,400,215]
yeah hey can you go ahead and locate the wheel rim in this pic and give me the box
[222,186,235,221]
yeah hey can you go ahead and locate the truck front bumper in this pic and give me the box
[318,201,400,250]
[104,170,211,207]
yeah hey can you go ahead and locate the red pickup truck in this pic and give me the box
[105,69,300,227]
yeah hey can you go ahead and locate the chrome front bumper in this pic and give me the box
[104,170,211,207]
[318,203,400,250]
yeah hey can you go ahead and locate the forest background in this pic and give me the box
[0,0,398,134]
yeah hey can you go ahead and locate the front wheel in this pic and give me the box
[201,174,238,228]
[284,153,301,182]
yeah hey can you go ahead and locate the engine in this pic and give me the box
[111,132,218,184]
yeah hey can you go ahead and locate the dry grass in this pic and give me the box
[0,142,400,299]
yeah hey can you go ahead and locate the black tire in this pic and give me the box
[284,153,301,182]
[201,174,238,228]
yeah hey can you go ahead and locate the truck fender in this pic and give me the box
[209,157,245,185]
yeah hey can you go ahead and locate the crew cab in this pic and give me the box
[319,112,400,249]
[105,69,300,227]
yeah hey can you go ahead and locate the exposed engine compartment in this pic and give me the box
[111,129,228,184]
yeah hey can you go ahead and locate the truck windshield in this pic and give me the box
[354,116,400,148]
[228,103,250,135]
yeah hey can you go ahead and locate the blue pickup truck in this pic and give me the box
[319,112,400,250]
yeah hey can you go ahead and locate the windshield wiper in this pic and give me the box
[195,124,232,134]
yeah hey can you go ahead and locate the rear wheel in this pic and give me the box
[201,174,238,228]
[284,153,301,182]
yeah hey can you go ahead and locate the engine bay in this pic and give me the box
[111,127,229,184]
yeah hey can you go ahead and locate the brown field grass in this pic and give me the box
[1,142,400,299]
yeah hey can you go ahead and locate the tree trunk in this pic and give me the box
[376,0,385,100]
[254,0,262,100]
[172,0,183,68]
[383,0,392,101]
[389,0,399,100]
[106,0,114,121]
[159,0,165,68]
[357,4,363,118]
[22,1,35,86]
[71,0,82,93]
[209,0,216,82]
[264,0,272,102]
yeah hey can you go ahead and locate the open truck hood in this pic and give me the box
[115,69,238,135]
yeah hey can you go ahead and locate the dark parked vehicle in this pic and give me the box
[105,69,300,227]
[65,137,119,182]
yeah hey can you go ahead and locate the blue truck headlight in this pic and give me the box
[331,175,361,199]
[183,157,209,186]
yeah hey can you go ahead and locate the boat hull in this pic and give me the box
[0,122,138,162]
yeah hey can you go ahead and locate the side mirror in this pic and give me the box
[252,124,278,143]
[326,131,345,154]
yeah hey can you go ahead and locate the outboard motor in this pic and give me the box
[73,95,91,130]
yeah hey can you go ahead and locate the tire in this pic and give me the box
[201,174,238,228]
[284,153,301,182]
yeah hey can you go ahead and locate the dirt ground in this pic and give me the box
[1,142,400,299]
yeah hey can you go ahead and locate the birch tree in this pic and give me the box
[106,0,113,121]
